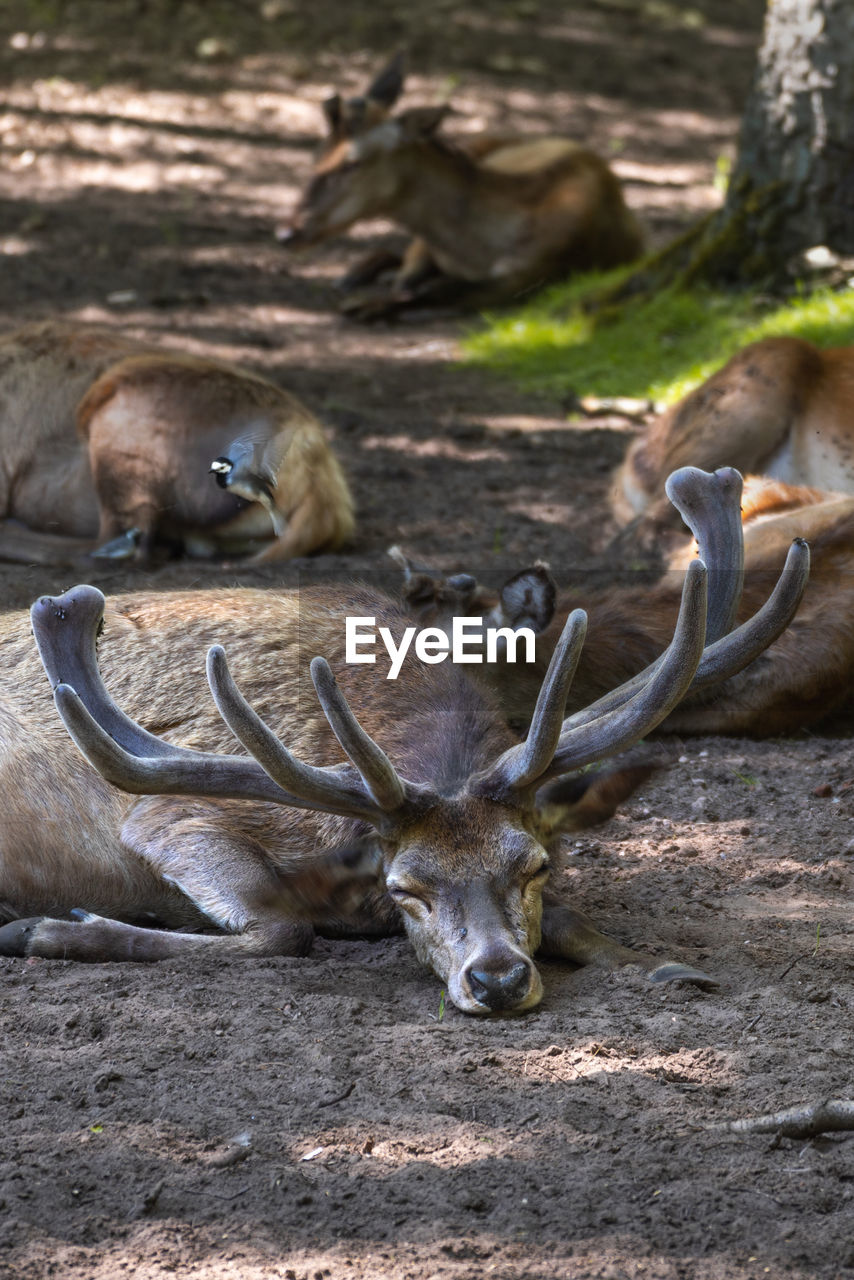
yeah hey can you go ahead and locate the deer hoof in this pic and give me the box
[0,917,45,956]
[91,527,142,561]
[647,961,719,989]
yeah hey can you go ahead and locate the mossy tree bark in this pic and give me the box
[599,0,854,306]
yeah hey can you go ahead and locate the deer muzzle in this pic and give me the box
[275,222,304,247]
[464,959,538,1012]
[451,945,542,1014]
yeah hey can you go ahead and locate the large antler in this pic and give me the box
[31,586,410,827]
[555,467,809,739]
[668,465,744,644]
[207,645,409,815]
[474,558,709,795]
[472,465,809,795]
[33,460,809,834]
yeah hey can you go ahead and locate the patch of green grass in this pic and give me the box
[463,274,854,407]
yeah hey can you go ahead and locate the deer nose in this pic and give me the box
[466,961,533,1011]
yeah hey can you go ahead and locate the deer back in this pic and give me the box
[613,337,854,526]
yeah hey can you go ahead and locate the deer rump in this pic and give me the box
[0,469,808,1013]
[0,321,353,565]
[612,336,854,529]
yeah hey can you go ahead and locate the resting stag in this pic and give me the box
[0,470,807,1013]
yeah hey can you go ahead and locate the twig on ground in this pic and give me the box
[739,1012,762,1039]
[316,1081,356,1108]
[710,1099,854,1140]
[777,952,812,980]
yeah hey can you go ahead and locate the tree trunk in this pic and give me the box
[597,0,854,305]
[728,0,854,262]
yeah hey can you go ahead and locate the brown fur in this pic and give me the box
[0,321,354,564]
[400,480,854,736]
[613,337,854,527]
[282,60,643,317]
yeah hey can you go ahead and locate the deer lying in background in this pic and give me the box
[395,469,848,738]
[613,336,854,531]
[0,469,806,1013]
[0,321,353,565]
[279,54,643,318]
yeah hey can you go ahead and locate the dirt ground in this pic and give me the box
[1,2,853,1278]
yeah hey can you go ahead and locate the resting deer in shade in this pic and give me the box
[279,54,644,318]
[0,469,805,1013]
[0,321,353,565]
[613,336,854,531]
[395,470,849,737]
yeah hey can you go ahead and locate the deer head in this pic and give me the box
[280,53,450,248]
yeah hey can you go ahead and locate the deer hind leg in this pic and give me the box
[91,501,159,563]
[539,899,718,988]
[247,489,340,563]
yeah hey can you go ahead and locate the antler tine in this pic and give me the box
[32,585,177,762]
[310,657,407,812]
[206,647,387,822]
[692,537,810,688]
[548,559,708,776]
[33,586,385,821]
[472,609,587,796]
[665,466,744,644]
[558,533,810,740]
[52,682,299,805]
[555,464,784,737]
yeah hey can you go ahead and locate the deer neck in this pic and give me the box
[392,144,520,279]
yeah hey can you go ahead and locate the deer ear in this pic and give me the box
[495,564,556,634]
[322,94,343,135]
[389,546,480,619]
[367,52,406,108]
[535,752,670,836]
[397,105,450,139]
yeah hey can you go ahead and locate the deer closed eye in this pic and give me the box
[523,863,550,893]
[387,884,432,917]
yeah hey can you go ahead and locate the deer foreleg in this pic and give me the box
[338,247,405,293]
[394,238,439,291]
[0,520,97,566]
[0,801,379,962]
[539,898,717,987]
